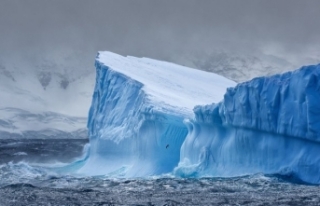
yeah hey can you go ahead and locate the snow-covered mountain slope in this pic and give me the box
[177,51,319,83]
[75,51,320,184]
[0,54,95,139]
[79,51,235,176]
[192,52,293,82]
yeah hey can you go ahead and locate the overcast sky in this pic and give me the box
[1,0,320,67]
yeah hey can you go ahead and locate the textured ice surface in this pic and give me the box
[177,64,320,184]
[80,52,235,176]
[82,51,320,184]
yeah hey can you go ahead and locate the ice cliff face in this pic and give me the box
[177,64,320,184]
[82,51,320,184]
[221,64,320,140]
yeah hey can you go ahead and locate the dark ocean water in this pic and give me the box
[0,139,319,206]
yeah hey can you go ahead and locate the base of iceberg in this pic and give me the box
[79,51,320,184]
[176,121,320,183]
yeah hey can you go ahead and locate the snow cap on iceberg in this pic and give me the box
[96,51,236,116]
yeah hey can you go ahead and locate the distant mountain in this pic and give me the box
[173,51,299,83]
[0,54,95,139]
[0,108,87,139]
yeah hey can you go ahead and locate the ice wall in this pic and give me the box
[80,52,235,176]
[221,64,320,141]
[177,64,320,184]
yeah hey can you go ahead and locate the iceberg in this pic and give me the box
[79,52,235,176]
[176,64,320,184]
[80,51,320,184]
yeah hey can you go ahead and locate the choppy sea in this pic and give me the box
[0,139,319,206]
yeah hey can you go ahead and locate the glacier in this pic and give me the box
[80,51,320,184]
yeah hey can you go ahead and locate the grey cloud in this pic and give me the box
[0,0,320,65]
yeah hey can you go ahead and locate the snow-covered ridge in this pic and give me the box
[188,51,295,83]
